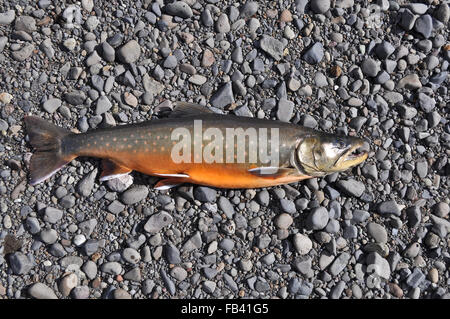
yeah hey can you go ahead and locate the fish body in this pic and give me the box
[25,102,368,189]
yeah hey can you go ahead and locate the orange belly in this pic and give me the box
[111,152,310,189]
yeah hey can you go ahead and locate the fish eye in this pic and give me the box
[333,139,346,149]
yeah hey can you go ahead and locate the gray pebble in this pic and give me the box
[259,35,285,61]
[101,261,122,275]
[40,228,58,244]
[210,82,234,109]
[336,179,365,197]
[43,207,63,224]
[194,186,217,202]
[377,200,401,216]
[414,14,433,39]
[120,185,149,204]
[144,211,173,234]
[164,1,193,19]
[367,222,388,243]
[306,207,329,230]
[302,42,324,65]
[276,98,294,122]
[163,243,181,264]
[329,252,350,276]
[361,58,380,77]
[0,10,16,25]
[310,0,330,14]
[28,283,57,299]
[117,40,141,64]
[9,252,35,275]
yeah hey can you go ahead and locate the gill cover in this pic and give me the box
[295,135,368,176]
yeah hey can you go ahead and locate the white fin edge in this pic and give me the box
[99,172,130,182]
[155,184,181,190]
[30,167,64,185]
[248,167,280,175]
[153,173,190,178]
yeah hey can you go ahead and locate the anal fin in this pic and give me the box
[154,178,187,190]
[100,159,132,182]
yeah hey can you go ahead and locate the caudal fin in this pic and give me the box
[24,116,75,185]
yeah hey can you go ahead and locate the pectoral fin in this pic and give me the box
[99,159,132,181]
[248,167,299,179]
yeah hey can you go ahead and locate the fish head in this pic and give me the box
[295,134,368,176]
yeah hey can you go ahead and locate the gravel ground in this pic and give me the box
[0,0,449,300]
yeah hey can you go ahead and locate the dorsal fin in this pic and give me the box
[169,101,214,118]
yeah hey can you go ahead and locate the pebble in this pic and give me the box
[120,185,149,204]
[122,247,141,264]
[113,288,131,299]
[276,98,294,122]
[259,35,285,61]
[117,40,141,64]
[414,14,433,39]
[210,82,234,108]
[433,202,449,218]
[12,44,35,61]
[397,74,422,90]
[43,207,63,224]
[361,58,380,77]
[164,1,193,19]
[40,229,58,244]
[329,252,350,276]
[367,223,388,243]
[28,283,58,299]
[102,41,115,62]
[59,273,78,297]
[336,179,365,197]
[377,200,401,216]
[72,286,90,299]
[9,252,34,275]
[0,92,13,104]
[144,211,173,234]
[240,2,259,18]
[101,261,123,275]
[0,10,15,25]
[417,93,435,113]
[293,233,313,255]
[302,42,324,64]
[310,0,330,14]
[215,14,230,33]
[406,268,425,288]
[306,207,329,230]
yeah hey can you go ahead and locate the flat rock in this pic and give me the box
[28,283,57,299]
[397,74,422,89]
[42,98,62,113]
[144,211,173,234]
[120,185,149,204]
[0,10,16,25]
[259,35,285,61]
[336,179,365,197]
[164,1,193,19]
[11,44,35,61]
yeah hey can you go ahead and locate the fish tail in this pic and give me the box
[24,116,76,185]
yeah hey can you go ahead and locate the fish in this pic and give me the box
[24,102,368,189]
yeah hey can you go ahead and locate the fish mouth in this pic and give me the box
[340,143,369,166]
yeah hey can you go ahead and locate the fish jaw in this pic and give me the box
[334,139,368,171]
